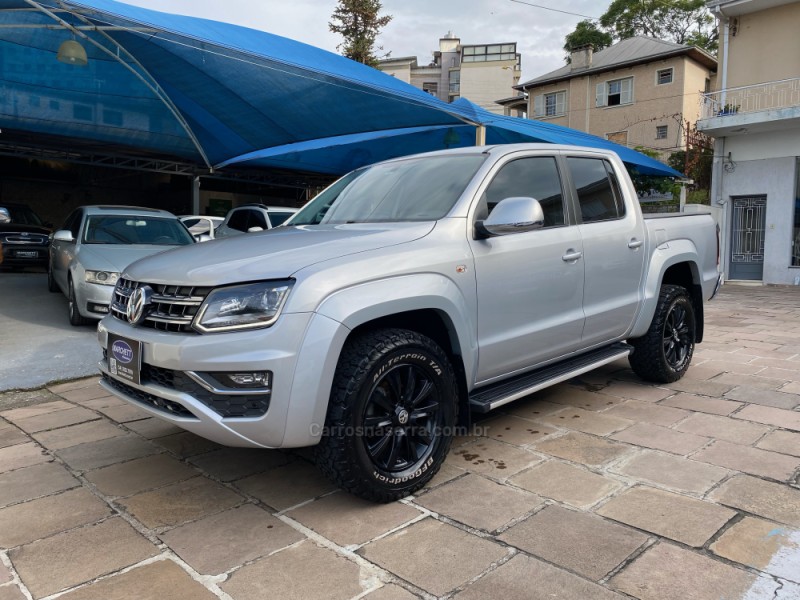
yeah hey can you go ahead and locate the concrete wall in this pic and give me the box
[718,2,800,89]
[715,133,799,284]
[459,59,519,114]
[525,56,713,156]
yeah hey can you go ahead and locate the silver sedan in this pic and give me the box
[49,205,195,326]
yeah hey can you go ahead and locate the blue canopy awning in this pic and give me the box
[0,0,681,178]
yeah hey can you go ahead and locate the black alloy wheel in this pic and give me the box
[363,362,444,473]
[315,328,457,502]
[629,284,696,383]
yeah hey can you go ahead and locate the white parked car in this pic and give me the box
[214,204,297,238]
[179,215,224,241]
[49,206,195,325]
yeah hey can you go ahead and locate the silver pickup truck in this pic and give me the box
[98,144,721,501]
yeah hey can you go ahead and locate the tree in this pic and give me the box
[599,0,718,54]
[563,20,612,62]
[329,0,392,67]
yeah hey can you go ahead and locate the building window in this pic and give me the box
[73,104,93,121]
[596,77,633,107]
[423,82,438,96]
[462,43,517,63]
[656,68,673,85]
[656,125,668,139]
[103,109,124,127]
[533,91,566,118]
[793,159,800,267]
[449,70,460,95]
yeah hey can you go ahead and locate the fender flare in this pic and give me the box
[629,240,701,339]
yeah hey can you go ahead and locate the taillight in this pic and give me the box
[715,224,720,268]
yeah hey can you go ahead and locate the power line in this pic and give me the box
[508,0,599,20]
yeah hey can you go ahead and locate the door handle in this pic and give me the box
[628,238,644,249]
[562,250,583,262]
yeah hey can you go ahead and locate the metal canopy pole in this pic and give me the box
[192,176,201,214]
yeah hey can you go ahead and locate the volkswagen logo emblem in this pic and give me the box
[127,285,153,326]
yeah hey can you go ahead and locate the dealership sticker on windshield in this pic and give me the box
[108,333,142,386]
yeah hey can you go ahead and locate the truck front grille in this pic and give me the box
[110,278,211,333]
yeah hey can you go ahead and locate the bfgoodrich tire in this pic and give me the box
[315,328,458,502]
[629,284,696,383]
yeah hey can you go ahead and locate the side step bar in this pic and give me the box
[469,343,632,413]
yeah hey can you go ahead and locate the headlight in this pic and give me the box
[85,270,120,286]
[193,280,293,333]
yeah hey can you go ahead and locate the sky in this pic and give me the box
[122,0,609,83]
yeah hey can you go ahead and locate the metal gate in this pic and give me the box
[729,196,766,280]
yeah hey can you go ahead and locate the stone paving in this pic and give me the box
[1,284,800,600]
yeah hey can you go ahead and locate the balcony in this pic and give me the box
[697,77,800,136]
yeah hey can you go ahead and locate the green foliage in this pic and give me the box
[563,20,613,62]
[598,0,717,54]
[329,0,392,67]
[630,146,680,201]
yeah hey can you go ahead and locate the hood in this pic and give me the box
[79,244,182,273]
[124,222,435,286]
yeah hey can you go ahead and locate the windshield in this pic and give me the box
[83,215,195,246]
[289,154,486,225]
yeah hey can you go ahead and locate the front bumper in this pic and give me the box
[97,311,317,448]
[77,280,115,319]
[1,243,48,267]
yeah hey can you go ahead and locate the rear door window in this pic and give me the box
[568,157,626,223]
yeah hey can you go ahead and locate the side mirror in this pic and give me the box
[0,208,10,225]
[247,226,264,233]
[475,197,545,239]
[53,230,75,242]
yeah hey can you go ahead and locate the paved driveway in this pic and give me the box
[0,272,98,392]
[1,284,799,600]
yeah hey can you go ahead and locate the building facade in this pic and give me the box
[513,38,717,160]
[697,0,800,284]
[377,33,521,115]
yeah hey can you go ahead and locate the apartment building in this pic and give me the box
[377,33,521,115]
[697,0,800,284]
[512,37,717,160]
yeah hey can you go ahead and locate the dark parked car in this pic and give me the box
[0,203,51,269]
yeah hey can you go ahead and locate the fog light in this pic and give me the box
[224,372,270,388]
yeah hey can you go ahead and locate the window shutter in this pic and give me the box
[595,82,607,107]
[533,94,544,117]
[556,92,566,116]
[620,78,633,104]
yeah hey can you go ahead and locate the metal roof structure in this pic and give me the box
[0,1,682,178]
